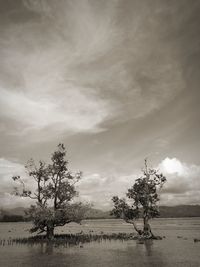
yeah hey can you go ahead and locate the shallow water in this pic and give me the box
[0,218,200,267]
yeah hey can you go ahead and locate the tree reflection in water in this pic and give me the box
[25,239,166,267]
[135,239,166,266]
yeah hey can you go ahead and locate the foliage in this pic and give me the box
[111,159,166,238]
[12,144,89,239]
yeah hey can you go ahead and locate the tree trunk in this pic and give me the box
[143,216,153,238]
[46,225,54,240]
[126,219,143,235]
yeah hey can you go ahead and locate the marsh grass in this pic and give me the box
[14,233,136,245]
[0,232,163,247]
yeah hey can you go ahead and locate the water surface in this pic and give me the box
[0,218,200,267]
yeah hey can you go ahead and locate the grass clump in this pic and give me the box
[11,233,137,246]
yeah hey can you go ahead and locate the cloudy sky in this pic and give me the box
[0,0,200,209]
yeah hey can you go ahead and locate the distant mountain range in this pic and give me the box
[85,205,200,218]
[0,205,200,221]
[159,205,200,218]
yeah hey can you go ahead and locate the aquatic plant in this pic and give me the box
[7,232,150,246]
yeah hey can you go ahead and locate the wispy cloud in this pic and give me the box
[0,85,109,135]
[0,0,186,141]
[0,0,118,137]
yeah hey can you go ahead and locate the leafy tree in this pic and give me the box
[111,159,166,238]
[12,144,88,239]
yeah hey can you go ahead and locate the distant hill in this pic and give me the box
[2,207,27,216]
[85,205,200,219]
[84,208,113,219]
[159,205,200,218]
[1,205,200,222]
[0,207,27,222]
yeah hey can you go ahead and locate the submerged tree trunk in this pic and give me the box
[46,225,54,240]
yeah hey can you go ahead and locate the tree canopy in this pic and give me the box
[12,144,88,239]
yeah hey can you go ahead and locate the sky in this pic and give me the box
[0,0,200,210]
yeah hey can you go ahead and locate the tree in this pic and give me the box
[12,144,88,240]
[111,159,166,239]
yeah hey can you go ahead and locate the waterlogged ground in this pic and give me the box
[0,218,200,267]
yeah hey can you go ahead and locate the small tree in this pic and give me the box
[111,159,166,238]
[12,144,88,240]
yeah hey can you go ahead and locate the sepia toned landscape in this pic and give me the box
[0,0,200,266]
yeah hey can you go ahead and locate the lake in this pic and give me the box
[0,218,200,267]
